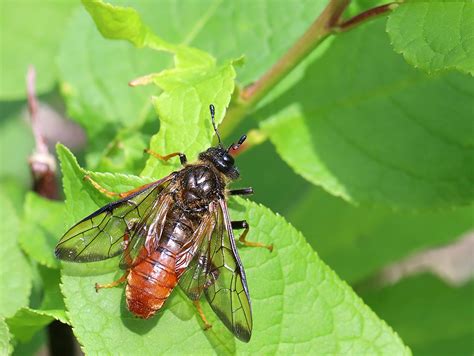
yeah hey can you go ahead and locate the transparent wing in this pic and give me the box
[206,199,253,342]
[178,199,252,342]
[55,176,174,263]
[177,214,215,299]
[118,191,175,269]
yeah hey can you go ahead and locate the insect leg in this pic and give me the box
[229,187,253,196]
[84,175,157,198]
[95,271,129,292]
[232,220,273,252]
[193,300,212,331]
[144,149,187,165]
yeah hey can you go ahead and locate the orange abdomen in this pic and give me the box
[126,247,177,319]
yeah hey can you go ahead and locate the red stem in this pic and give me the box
[27,67,48,155]
[26,66,59,200]
[336,3,400,32]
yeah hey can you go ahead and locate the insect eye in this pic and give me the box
[222,154,234,165]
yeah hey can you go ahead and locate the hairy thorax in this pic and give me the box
[175,164,224,212]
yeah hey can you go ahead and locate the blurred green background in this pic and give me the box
[1,0,473,355]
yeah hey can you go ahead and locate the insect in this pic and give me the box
[55,104,272,342]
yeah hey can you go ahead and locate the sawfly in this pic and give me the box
[55,105,272,342]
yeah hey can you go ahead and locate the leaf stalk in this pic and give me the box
[220,0,399,146]
[335,2,400,33]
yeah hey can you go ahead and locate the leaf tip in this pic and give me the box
[232,55,246,67]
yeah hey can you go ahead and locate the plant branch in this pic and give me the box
[220,0,399,142]
[241,0,350,107]
[220,0,350,138]
[335,2,400,32]
[27,67,48,156]
[26,66,59,200]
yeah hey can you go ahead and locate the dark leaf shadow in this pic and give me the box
[120,289,160,334]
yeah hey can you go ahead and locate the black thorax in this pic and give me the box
[173,164,225,213]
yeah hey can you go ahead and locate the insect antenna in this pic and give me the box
[228,134,247,152]
[210,104,224,148]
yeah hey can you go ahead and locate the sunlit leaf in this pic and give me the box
[6,267,68,343]
[0,192,32,318]
[387,1,474,75]
[260,18,474,209]
[57,0,327,171]
[287,186,474,283]
[0,1,77,99]
[57,141,409,354]
[19,193,66,269]
[362,274,474,355]
[0,318,12,356]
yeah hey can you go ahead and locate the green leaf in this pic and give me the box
[237,141,313,214]
[0,192,32,318]
[0,318,12,356]
[60,0,326,100]
[0,108,35,189]
[56,144,154,225]
[12,329,47,356]
[6,309,54,344]
[57,0,327,159]
[260,18,474,209]
[57,6,162,138]
[241,141,470,287]
[141,62,236,177]
[82,0,214,68]
[88,131,150,173]
[58,148,409,354]
[6,267,68,343]
[287,186,474,283]
[81,0,237,177]
[19,193,66,269]
[0,1,77,99]
[36,267,68,324]
[129,0,327,86]
[345,0,388,17]
[387,1,474,75]
[362,275,474,355]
